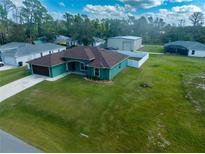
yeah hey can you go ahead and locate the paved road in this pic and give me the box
[0,75,46,102]
[0,129,42,153]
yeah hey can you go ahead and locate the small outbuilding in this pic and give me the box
[164,41,205,57]
[0,42,66,66]
[92,37,106,47]
[107,36,142,51]
[54,35,77,47]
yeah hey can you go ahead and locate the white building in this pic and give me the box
[0,42,66,66]
[164,41,205,57]
[107,36,142,51]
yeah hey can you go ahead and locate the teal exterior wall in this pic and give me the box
[86,67,109,80]
[87,67,94,78]
[30,58,128,80]
[86,59,128,80]
[99,68,110,80]
[29,64,33,74]
[109,59,128,80]
[50,63,67,77]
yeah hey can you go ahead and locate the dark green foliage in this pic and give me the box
[0,0,204,45]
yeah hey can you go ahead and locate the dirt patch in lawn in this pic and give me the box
[183,73,205,112]
[147,115,171,150]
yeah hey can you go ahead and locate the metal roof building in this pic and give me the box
[107,36,142,51]
[0,42,66,66]
[164,41,205,57]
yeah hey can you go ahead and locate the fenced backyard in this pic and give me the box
[116,50,149,68]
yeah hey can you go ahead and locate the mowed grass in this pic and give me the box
[0,55,205,152]
[140,45,164,53]
[0,67,30,86]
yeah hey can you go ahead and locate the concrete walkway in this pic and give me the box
[0,129,42,153]
[147,52,164,55]
[0,75,46,102]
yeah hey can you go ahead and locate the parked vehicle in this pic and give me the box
[0,61,4,67]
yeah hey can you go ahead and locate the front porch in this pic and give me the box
[66,61,88,76]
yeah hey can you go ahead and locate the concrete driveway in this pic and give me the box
[0,75,47,102]
[0,129,42,153]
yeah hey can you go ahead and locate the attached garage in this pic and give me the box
[32,65,50,76]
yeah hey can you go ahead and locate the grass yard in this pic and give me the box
[0,55,205,152]
[129,57,141,61]
[140,45,164,53]
[0,67,30,86]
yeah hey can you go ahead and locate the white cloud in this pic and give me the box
[59,2,65,7]
[49,11,64,20]
[120,0,164,9]
[142,5,202,26]
[172,5,201,13]
[168,0,192,2]
[84,4,127,19]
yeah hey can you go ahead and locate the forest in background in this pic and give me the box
[0,0,205,45]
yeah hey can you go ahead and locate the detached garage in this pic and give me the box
[107,36,142,51]
[164,41,205,57]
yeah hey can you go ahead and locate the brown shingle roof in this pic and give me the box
[64,46,95,60]
[27,52,65,67]
[87,47,128,68]
[27,46,129,68]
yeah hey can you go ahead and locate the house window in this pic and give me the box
[95,68,100,77]
[192,50,195,55]
[80,63,87,71]
[119,63,121,69]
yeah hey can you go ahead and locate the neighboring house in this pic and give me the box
[164,41,205,57]
[27,46,129,80]
[92,37,106,47]
[107,36,142,51]
[0,42,66,66]
[54,35,77,47]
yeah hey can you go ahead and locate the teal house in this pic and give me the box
[27,46,129,80]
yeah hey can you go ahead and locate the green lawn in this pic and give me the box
[129,57,141,61]
[0,67,30,86]
[0,55,205,152]
[139,45,164,53]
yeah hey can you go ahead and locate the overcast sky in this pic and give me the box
[12,0,205,25]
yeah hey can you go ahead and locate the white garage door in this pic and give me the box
[123,41,132,51]
[3,56,17,66]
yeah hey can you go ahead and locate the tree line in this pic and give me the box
[0,0,204,45]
